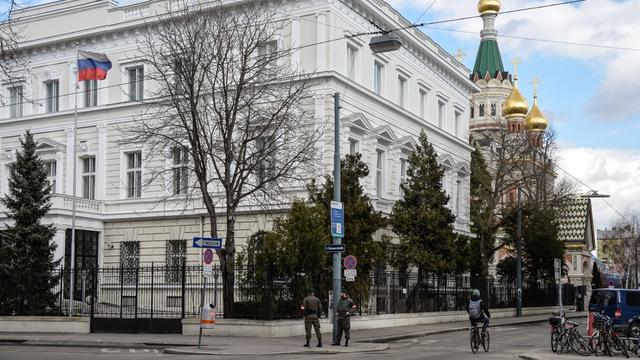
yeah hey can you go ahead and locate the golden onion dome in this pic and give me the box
[524,96,548,132]
[503,78,529,117]
[478,0,501,15]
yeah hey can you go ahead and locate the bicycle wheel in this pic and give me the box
[482,330,490,352]
[470,328,479,354]
[551,328,560,353]
[611,335,630,358]
[568,330,591,356]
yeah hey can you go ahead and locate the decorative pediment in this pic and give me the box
[457,162,471,176]
[36,138,66,153]
[373,125,399,143]
[397,136,417,152]
[438,154,456,169]
[342,113,374,133]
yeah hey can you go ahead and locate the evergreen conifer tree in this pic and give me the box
[391,131,459,274]
[0,130,59,315]
[592,263,603,289]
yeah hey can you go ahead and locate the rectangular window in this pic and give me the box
[479,103,485,117]
[373,61,383,95]
[82,156,96,200]
[419,89,427,119]
[45,81,59,113]
[626,292,640,307]
[120,241,140,284]
[438,101,445,128]
[349,139,359,155]
[456,180,462,215]
[9,85,23,118]
[257,40,277,77]
[491,102,497,116]
[256,137,276,184]
[165,240,186,283]
[128,66,144,101]
[400,158,407,193]
[83,80,98,107]
[44,160,57,193]
[376,150,384,197]
[455,111,461,136]
[398,76,407,107]
[471,105,475,119]
[126,151,142,198]
[347,45,357,81]
[172,147,189,195]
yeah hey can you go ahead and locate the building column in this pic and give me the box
[316,12,327,72]
[97,123,107,199]
[65,127,75,195]
[290,17,301,70]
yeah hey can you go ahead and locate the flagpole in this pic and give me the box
[69,42,79,317]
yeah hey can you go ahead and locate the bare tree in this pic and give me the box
[0,0,27,103]
[121,2,320,317]
[611,212,640,288]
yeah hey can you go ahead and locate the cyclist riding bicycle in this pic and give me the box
[468,289,491,333]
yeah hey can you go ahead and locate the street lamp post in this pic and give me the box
[516,187,522,317]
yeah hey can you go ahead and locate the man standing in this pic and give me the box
[301,289,322,347]
[333,291,357,347]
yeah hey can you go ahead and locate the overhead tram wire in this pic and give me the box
[413,0,439,25]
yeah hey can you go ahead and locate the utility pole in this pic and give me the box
[331,93,342,345]
[516,187,523,317]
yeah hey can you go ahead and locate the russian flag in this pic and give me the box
[77,50,112,81]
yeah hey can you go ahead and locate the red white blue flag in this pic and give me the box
[77,50,112,81]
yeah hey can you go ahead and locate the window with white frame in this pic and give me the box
[399,158,408,193]
[84,80,98,107]
[9,85,23,118]
[455,111,461,136]
[127,66,144,101]
[256,136,276,184]
[373,61,383,95]
[397,75,407,107]
[347,45,358,81]
[172,147,189,195]
[376,150,385,197]
[438,100,445,128]
[44,160,57,193]
[419,89,427,119]
[82,156,96,200]
[126,151,142,198]
[349,138,359,155]
[257,40,277,77]
[456,179,462,215]
[45,80,59,113]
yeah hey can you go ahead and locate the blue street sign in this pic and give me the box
[331,201,344,238]
[193,237,223,249]
[325,244,345,253]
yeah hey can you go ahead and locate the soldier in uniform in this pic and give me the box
[333,291,357,347]
[300,289,322,347]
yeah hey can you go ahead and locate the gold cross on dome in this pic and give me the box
[531,77,541,96]
[511,57,521,78]
[455,49,466,62]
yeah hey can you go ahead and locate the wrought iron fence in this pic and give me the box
[0,265,573,320]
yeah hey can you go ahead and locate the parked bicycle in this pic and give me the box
[469,322,489,353]
[549,311,564,353]
[549,311,590,356]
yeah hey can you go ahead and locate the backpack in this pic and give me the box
[469,299,482,319]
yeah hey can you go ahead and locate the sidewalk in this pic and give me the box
[0,311,586,356]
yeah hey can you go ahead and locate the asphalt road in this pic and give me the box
[0,322,557,360]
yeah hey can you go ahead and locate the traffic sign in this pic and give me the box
[554,258,561,282]
[344,269,357,282]
[203,264,213,276]
[325,244,345,253]
[331,201,344,238]
[193,237,222,249]
[203,249,214,265]
[343,255,357,270]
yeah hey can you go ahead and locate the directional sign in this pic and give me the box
[203,249,214,265]
[343,255,357,270]
[193,237,223,249]
[273,278,288,286]
[325,244,345,253]
[331,201,345,238]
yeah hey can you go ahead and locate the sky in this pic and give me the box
[386,0,640,229]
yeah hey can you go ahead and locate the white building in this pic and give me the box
[0,0,477,272]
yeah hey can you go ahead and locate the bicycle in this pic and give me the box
[557,319,590,356]
[549,311,564,353]
[469,322,490,353]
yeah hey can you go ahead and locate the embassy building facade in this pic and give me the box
[0,0,477,272]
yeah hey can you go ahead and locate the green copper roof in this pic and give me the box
[472,39,504,79]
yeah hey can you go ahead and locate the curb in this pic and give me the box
[163,344,390,356]
[357,314,585,343]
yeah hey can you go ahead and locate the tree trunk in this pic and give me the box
[222,215,236,318]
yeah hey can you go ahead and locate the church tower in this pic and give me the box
[469,0,512,135]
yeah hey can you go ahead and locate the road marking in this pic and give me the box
[101,348,160,354]
[101,348,120,353]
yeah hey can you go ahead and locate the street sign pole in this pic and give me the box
[516,187,522,317]
[555,258,562,314]
[332,93,341,345]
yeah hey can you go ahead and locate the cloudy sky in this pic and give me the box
[386,0,640,229]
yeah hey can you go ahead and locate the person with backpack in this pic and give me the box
[468,289,491,333]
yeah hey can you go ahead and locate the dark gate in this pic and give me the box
[90,265,196,334]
